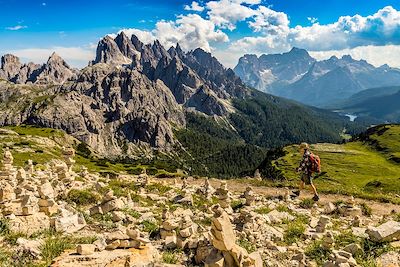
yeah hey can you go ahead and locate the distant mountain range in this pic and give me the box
[234,48,400,107]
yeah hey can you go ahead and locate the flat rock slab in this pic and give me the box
[52,245,159,267]
[367,221,400,242]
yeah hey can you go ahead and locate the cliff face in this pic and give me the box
[0,32,248,156]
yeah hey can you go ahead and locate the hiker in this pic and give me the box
[292,142,320,201]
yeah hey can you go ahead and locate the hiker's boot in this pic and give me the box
[312,194,320,201]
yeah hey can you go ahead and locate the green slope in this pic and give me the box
[272,124,400,203]
[174,90,365,178]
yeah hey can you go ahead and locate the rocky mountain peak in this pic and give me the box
[47,52,70,68]
[115,32,139,60]
[34,52,76,84]
[131,34,144,51]
[0,54,22,80]
[93,35,131,65]
[288,47,310,58]
[168,43,185,59]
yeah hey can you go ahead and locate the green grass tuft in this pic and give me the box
[66,189,100,206]
[237,238,256,253]
[284,218,306,245]
[299,198,315,209]
[305,240,331,265]
[254,207,272,214]
[162,249,180,264]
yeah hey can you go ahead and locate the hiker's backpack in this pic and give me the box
[309,153,321,173]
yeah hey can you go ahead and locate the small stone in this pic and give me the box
[165,235,177,249]
[324,202,336,214]
[76,244,96,255]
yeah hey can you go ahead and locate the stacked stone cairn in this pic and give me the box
[197,177,215,200]
[214,181,232,213]
[205,205,262,267]
[0,147,86,235]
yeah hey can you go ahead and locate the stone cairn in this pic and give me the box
[197,177,215,200]
[242,186,256,206]
[136,168,151,187]
[89,190,126,222]
[337,196,362,217]
[102,225,150,251]
[0,147,86,236]
[161,207,179,248]
[322,231,335,250]
[205,205,261,267]
[62,146,76,172]
[254,169,262,181]
[161,208,200,251]
[214,181,232,212]
[177,215,199,249]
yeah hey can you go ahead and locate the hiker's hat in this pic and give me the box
[299,142,309,149]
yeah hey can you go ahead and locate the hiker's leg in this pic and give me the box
[310,183,318,196]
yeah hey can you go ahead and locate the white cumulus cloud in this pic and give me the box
[101,3,400,69]
[184,1,205,12]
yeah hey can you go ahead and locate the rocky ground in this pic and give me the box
[0,148,400,267]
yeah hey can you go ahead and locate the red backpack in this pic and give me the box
[309,153,321,173]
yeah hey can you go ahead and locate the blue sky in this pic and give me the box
[1,0,400,68]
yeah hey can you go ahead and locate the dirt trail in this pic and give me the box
[157,177,400,216]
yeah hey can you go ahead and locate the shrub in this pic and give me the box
[41,234,96,265]
[145,183,172,195]
[276,204,290,213]
[0,218,10,235]
[0,248,11,266]
[335,231,360,248]
[123,209,141,219]
[66,189,100,206]
[107,180,139,197]
[76,142,92,158]
[3,232,27,245]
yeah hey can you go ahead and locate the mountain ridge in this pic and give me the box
[234,48,400,107]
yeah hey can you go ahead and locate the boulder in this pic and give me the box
[367,221,400,242]
[101,198,125,213]
[9,212,50,235]
[38,182,55,199]
[52,210,86,234]
[267,209,295,224]
[16,238,43,259]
